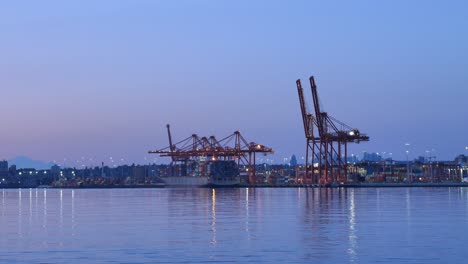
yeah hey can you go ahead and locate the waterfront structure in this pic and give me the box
[296,75,369,184]
[0,154,467,188]
[149,125,273,185]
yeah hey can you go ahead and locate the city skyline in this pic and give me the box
[1,1,467,164]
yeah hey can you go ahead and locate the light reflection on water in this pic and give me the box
[211,189,216,246]
[347,189,356,263]
[0,187,467,263]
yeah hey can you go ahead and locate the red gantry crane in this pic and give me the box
[296,76,369,184]
[149,125,274,184]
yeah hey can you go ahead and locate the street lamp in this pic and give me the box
[463,147,468,164]
[405,143,411,183]
[406,150,410,183]
[464,147,468,180]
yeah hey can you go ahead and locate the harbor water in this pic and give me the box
[1,187,467,263]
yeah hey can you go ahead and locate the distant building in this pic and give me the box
[9,165,17,175]
[454,155,467,164]
[416,156,426,163]
[347,155,359,164]
[0,160,8,171]
[133,166,146,178]
[0,160,8,179]
[363,153,382,162]
[290,155,298,167]
[51,164,61,175]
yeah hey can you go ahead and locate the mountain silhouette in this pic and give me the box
[7,156,55,170]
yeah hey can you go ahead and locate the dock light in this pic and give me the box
[29,171,32,175]
[19,172,22,176]
[349,131,355,136]
[43,171,47,174]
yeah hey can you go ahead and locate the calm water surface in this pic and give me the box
[1,187,467,263]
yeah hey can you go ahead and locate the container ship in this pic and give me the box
[159,160,240,187]
[149,124,273,187]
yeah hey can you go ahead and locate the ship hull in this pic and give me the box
[160,176,210,187]
[207,176,240,187]
[159,176,241,187]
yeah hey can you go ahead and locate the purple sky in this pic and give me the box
[1,0,467,166]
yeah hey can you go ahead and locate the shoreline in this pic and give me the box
[237,182,468,188]
[2,182,468,189]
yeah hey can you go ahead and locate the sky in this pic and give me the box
[0,0,467,166]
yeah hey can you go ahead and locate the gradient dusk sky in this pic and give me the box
[1,0,467,166]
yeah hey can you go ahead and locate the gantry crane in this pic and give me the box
[296,75,369,184]
[149,125,274,184]
[296,79,320,183]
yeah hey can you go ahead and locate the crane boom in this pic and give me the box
[309,76,324,136]
[296,79,313,139]
[166,124,175,161]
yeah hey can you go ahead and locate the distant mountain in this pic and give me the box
[8,156,55,170]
